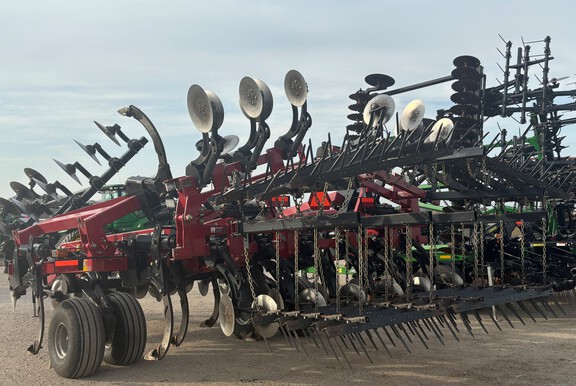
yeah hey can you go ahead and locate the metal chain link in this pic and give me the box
[520,220,525,284]
[335,227,341,311]
[405,225,413,301]
[357,225,364,313]
[472,222,479,280]
[542,217,547,285]
[482,156,490,187]
[294,229,299,310]
[344,229,351,283]
[461,223,466,281]
[499,220,505,283]
[313,227,320,312]
[243,236,258,307]
[384,227,390,301]
[275,231,281,292]
[450,223,456,273]
[363,227,370,295]
[428,222,435,303]
[480,222,485,278]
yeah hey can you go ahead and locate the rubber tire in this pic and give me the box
[103,292,147,366]
[48,298,105,378]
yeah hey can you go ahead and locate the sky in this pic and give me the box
[1,0,576,200]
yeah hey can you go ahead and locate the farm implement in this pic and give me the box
[2,36,576,377]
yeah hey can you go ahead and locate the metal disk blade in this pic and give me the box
[53,159,81,185]
[252,294,279,338]
[10,181,36,200]
[94,120,121,146]
[0,197,21,216]
[24,168,47,184]
[219,293,235,337]
[73,139,101,165]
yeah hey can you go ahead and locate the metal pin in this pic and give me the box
[346,334,361,356]
[313,329,330,355]
[424,318,445,345]
[410,322,429,349]
[540,299,558,318]
[339,335,350,350]
[280,324,295,348]
[459,312,475,336]
[372,329,393,358]
[553,299,567,316]
[355,333,374,364]
[291,330,307,355]
[323,333,340,362]
[414,320,430,341]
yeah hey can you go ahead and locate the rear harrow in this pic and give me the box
[3,35,576,377]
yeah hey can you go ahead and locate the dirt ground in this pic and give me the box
[1,269,575,386]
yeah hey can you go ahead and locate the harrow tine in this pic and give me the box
[459,312,475,337]
[322,332,340,362]
[505,303,526,325]
[424,318,445,345]
[314,330,330,355]
[540,299,558,318]
[354,333,374,364]
[334,336,352,369]
[346,334,361,356]
[529,299,548,320]
[517,301,536,323]
[473,310,489,334]
[339,335,350,350]
[410,322,430,349]
[495,305,515,328]
[291,330,308,356]
[415,320,430,341]
[390,325,411,353]
[279,323,293,348]
[488,310,503,331]
[446,310,461,333]
[398,323,414,344]
[381,326,397,347]
[372,329,393,358]
[364,330,379,351]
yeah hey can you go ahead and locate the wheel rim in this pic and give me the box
[54,322,69,359]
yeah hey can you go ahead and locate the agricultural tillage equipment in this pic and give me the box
[2,36,576,378]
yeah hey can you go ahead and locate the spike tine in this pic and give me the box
[415,320,430,341]
[291,330,308,356]
[553,299,567,316]
[313,329,330,355]
[373,329,393,358]
[496,305,515,328]
[540,299,558,318]
[398,323,414,344]
[517,301,536,323]
[473,310,489,334]
[300,327,314,346]
[446,310,461,332]
[338,335,349,350]
[279,323,293,347]
[286,328,300,352]
[420,318,433,333]
[528,299,548,320]
[354,331,368,347]
[334,336,352,369]
[346,334,361,356]
[425,318,445,345]
[505,303,526,325]
[429,317,445,338]
[488,310,503,331]
[460,313,475,336]
[390,325,411,353]
[404,321,417,337]
[381,326,397,347]
[442,315,460,341]
[323,333,340,362]
[410,322,429,349]
[354,333,374,364]
[364,330,379,351]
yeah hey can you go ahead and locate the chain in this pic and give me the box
[450,223,456,273]
[466,159,476,177]
[383,227,390,301]
[482,156,489,187]
[442,162,451,184]
[499,220,505,283]
[313,227,320,312]
[243,236,258,306]
[344,229,350,283]
[461,223,466,281]
[294,229,299,310]
[542,217,547,285]
[363,227,370,295]
[335,227,341,311]
[275,231,281,292]
[357,225,364,313]
[472,222,479,280]
[312,182,330,221]
[294,195,303,217]
[428,222,435,303]
[405,225,413,301]
[520,220,525,284]
[480,222,485,278]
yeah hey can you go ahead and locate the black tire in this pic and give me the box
[103,292,147,365]
[48,298,105,378]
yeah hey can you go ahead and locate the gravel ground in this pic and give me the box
[1,268,575,385]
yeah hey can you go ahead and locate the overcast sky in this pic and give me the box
[1,1,576,200]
